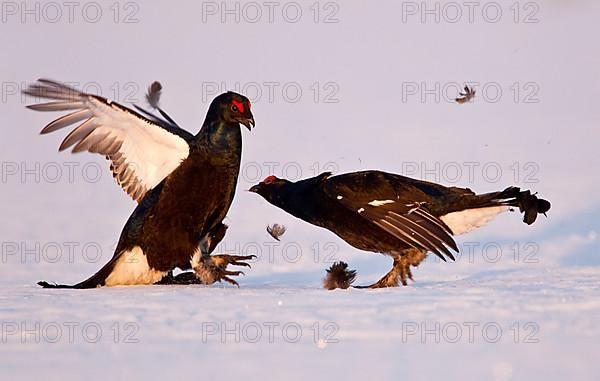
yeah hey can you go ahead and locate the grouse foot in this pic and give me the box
[192,254,256,287]
[354,249,427,289]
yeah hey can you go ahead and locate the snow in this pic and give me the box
[1,267,599,381]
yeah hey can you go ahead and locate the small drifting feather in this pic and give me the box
[146,81,162,109]
[139,81,179,126]
[266,224,286,241]
[455,85,476,104]
[323,261,357,290]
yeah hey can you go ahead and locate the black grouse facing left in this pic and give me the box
[25,79,255,288]
[250,171,551,289]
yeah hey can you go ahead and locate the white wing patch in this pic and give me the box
[104,246,166,286]
[368,199,395,206]
[440,206,508,235]
[25,79,190,202]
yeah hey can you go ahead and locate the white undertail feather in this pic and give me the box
[104,246,166,286]
[440,206,509,235]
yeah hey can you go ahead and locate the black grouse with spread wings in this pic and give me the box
[25,79,255,288]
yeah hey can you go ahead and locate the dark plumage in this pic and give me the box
[250,171,551,288]
[26,79,255,288]
[146,81,163,109]
[266,223,287,241]
[323,261,357,290]
[455,85,476,104]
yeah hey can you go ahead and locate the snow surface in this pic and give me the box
[2,267,599,381]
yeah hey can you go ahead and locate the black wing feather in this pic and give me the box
[323,170,459,260]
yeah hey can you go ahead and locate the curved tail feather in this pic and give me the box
[440,187,551,236]
[489,187,551,225]
[465,186,551,225]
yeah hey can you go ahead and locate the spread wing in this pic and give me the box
[323,171,459,261]
[24,79,192,202]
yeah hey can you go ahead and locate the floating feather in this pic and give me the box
[146,81,162,109]
[266,224,287,241]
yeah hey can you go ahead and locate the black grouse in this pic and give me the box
[24,79,255,288]
[250,171,551,288]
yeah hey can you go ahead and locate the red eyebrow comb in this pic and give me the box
[263,175,277,183]
[232,99,245,113]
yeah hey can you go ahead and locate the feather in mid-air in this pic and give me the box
[146,81,162,108]
[135,81,179,126]
[266,223,286,241]
[455,85,476,104]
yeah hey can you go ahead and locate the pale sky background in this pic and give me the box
[1,0,599,286]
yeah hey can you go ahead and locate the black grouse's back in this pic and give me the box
[324,170,474,214]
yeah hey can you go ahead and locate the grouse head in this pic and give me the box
[249,175,289,202]
[210,92,255,130]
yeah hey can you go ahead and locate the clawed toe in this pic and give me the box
[353,274,399,289]
[353,278,399,289]
[211,254,256,267]
[231,255,257,267]
[192,253,255,287]
[223,270,244,276]
[221,276,240,287]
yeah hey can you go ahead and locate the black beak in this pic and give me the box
[240,115,255,131]
[249,184,260,193]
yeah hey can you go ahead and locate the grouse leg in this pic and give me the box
[355,249,427,289]
[192,254,256,287]
[157,222,252,286]
[158,254,256,286]
[189,229,255,286]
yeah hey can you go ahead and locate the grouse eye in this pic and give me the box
[231,99,244,113]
